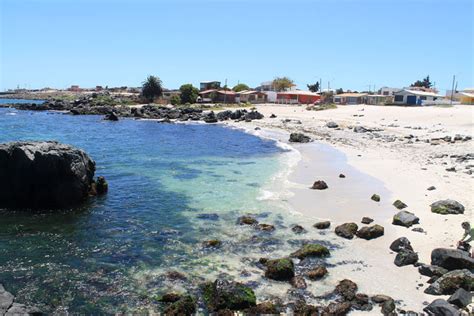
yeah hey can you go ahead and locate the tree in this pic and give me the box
[272,77,295,92]
[179,84,199,104]
[335,88,344,94]
[170,95,181,105]
[232,83,250,92]
[411,75,432,89]
[141,75,163,102]
[307,82,320,93]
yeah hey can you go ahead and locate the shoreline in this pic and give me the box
[224,104,473,312]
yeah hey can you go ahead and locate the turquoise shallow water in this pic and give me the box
[0,106,314,313]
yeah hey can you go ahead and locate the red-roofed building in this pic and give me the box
[276,90,321,104]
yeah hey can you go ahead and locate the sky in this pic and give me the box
[1,0,473,93]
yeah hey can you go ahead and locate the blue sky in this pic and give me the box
[1,0,473,93]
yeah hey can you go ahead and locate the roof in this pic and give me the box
[460,92,474,98]
[366,94,391,98]
[334,93,368,97]
[217,90,236,95]
[199,89,217,94]
[398,89,443,97]
[239,90,264,95]
[462,88,474,93]
[277,90,320,96]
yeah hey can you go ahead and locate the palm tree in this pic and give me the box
[141,75,163,102]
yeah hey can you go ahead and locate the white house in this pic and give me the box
[393,89,443,105]
[379,87,401,96]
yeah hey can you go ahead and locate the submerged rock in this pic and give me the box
[311,180,328,190]
[335,222,358,239]
[289,133,311,143]
[264,258,295,281]
[389,237,413,252]
[291,225,306,234]
[431,248,474,271]
[307,266,328,280]
[202,239,222,248]
[424,269,473,295]
[237,215,258,226]
[290,244,330,259]
[430,200,465,215]
[163,295,196,315]
[257,223,275,232]
[392,211,419,228]
[290,276,307,289]
[0,141,96,209]
[202,279,256,311]
[313,221,331,229]
[356,224,384,240]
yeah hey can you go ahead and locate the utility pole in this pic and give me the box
[450,75,456,106]
[319,78,322,93]
[224,78,227,104]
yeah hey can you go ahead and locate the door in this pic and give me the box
[407,95,416,105]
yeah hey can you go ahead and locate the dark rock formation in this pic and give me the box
[418,264,448,278]
[424,269,473,295]
[264,258,295,281]
[202,239,222,248]
[257,223,275,232]
[430,200,465,215]
[290,276,307,289]
[0,141,96,209]
[104,112,119,121]
[423,299,460,316]
[389,237,413,252]
[311,180,328,190]
[202,279,256,311]
[237,215,258,226]
[431,248,474,271]
[289,133,311,143]
[290,244,330,259]
[335,279,358,301]
[447,288,472,308]
[393,199,408,209]
[394,249,418,266]
[371,194,380,202]
[392,211,419,227]
[335,222,359,239]
[307,266,328,280]
[291,225,306,234]
[313,221,331,229]
[163,295,196,315]
[356,224,384,240]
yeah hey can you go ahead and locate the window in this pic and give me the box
[394,95,404,102]
[420,96,427,100]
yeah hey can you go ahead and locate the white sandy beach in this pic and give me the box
[225,104,474,312]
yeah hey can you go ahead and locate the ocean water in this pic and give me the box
[0,98,44,104]
[0,106,338,313]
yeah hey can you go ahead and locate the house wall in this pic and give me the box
[460,96,474,105]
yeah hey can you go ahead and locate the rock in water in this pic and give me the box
[313,221,331,229]
[423,299,460,316]
[290,244,330,259]
[389,237,413,252]
[0,284,14,314]
[424,269,473,295]
[356,224,384,240]
[104,112,119,121]
[311,180,328,190]
[163,295,196,315]
[202,279,256,311]
[335,223,359,239]
[0,141,96,209]
[430,200,465,215]
[264,258,295,281]
[289,133,311,143]
[431,248,474,271]
[392,211,419,227]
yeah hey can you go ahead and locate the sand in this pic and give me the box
[224,103,473,312]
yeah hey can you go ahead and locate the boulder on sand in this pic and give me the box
[356,224,384,240]
[423,299,460,316]
[0,141,97,209]
[311,180,328,190]
[392,211,419,228]
[430,200,465,215]
[393,199,408,209]
[389,237,413,252]
[424,269,473,295]
[289,133,311,143]
[394,249,418,266]
[447,288,472,308]
[431,248,474,271]
[335,222,358,239]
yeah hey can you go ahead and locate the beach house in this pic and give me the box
[379,87,401,96]
[333,93,367,105]
[365,94,393,105]
[237,90,268,104]
[276,90,321,104]
[198,89,236,103]
[393,89,442,105]
[459,88,474,105]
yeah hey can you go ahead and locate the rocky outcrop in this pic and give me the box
[424,269,473,295]
[430,200,465,215]
[311,180,328,190]
[394,249,418,266]
[389,237,413,252]
[104,112,119,121]
[356,224,384,240]
[423,299,460,316]
[335,222,358,239]
[392,211,419,227]
[264,258,295,281]
[202,279,256,311]
[431,248,474,271]
[289,133,311,143]
[290,244,330,259]
[0,141,98,209]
